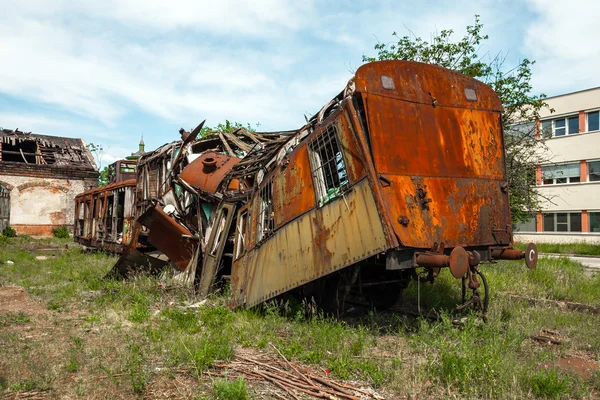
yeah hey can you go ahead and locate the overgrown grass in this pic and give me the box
[0,312,30,327]
[1,237,599,398]
[515,241,600,256]
[211,377,249,400]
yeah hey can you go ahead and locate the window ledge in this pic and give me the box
[538,181,600,188]
[515,231,600,236]
[548,129,600,140]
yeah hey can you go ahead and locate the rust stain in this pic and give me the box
[49,211,66,225]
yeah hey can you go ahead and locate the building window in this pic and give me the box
[587,111,599,132]
[543,212,582,232]
[590,212,600,233]
[541,115,579,137]
[513,213,536,232]
[308,125,349,207]
[588,160,600,182]
[256,180,274,242]
[542,163,580,185]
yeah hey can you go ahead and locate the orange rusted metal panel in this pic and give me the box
[272,146,316,229]
[354,61,509,248]
[338,112,367,183]
[179,151,241,194]
[137,204,197,271]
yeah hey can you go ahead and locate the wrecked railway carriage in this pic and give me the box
[76,61,539,315]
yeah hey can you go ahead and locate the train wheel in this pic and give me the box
[363,283,403,310]
[459,269,489,318]
[362,270,411,310]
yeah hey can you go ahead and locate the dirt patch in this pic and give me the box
[0,286,46,315]
[556,356,599,380]
[143,373,200,399]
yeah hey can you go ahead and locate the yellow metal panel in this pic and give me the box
[230,179,388,308]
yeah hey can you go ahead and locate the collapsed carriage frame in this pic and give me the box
[75,60,539,317]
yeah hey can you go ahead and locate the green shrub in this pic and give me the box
[212,377,249,400]
[2,226,17,237]
[529,369,571,399]
[52,225,70,239]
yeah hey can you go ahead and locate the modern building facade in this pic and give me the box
[514,87,600,244]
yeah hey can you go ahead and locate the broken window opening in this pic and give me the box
[257,180,274,243]
[308,124,349,207]
[105,195,114,238]
[210,208,229,256]
[1,140,40,164]
[116,191,125,239]
[235,210,248,259]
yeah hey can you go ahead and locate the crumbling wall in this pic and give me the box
[0,175,97,236]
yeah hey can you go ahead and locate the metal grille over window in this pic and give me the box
[308,125,349,207]
[257,180,274,242]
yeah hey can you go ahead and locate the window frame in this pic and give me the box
[234,208,248,259]
[256,179,274,243]
[541,114,580,137]
[542,212,582,232]
[586,110,600,132]
[587,159,600,182]
[589,211,600,233]
[307,123,350,207]
[541,162,581,185]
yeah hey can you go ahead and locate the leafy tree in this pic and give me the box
[98,166,109,187]
[363,15,551,223]
[87,143,111,187]
[200,120,259,138]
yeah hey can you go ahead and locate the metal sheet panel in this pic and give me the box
[354,61,511,248]
[380,175,512,248]
[197,203,236,297]
[180,152,241,194]
[137,204,197,271]
[230,178,388,308]
[272,146,316,229]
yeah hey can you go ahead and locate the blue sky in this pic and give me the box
[0,0,597,164]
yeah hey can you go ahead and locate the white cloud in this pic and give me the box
[523,0,600,95]
[1,0,591,156]
[0,113,77,134]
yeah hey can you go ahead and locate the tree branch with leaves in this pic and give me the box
[363,15,552,223]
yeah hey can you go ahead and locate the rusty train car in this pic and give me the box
[76,60,539,315]
[74,178,137,252]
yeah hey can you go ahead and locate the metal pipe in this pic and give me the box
[414,253,449,268]
[490,247,525,260]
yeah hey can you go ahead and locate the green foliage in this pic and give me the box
[515,241,600,256]
[363,15,551,223]
[529,369,571,399]
[125,343,148,394]
[200,120,258,138]
[127,292,152,323]
[2,226,17,237]
[211,377,249,400]
[180,335,234,376]
[98,166,110,187]
[0,312,30,327]
[52,225,70,239]
[2,239,600,398]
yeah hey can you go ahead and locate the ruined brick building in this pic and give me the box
[0,129,98,236]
